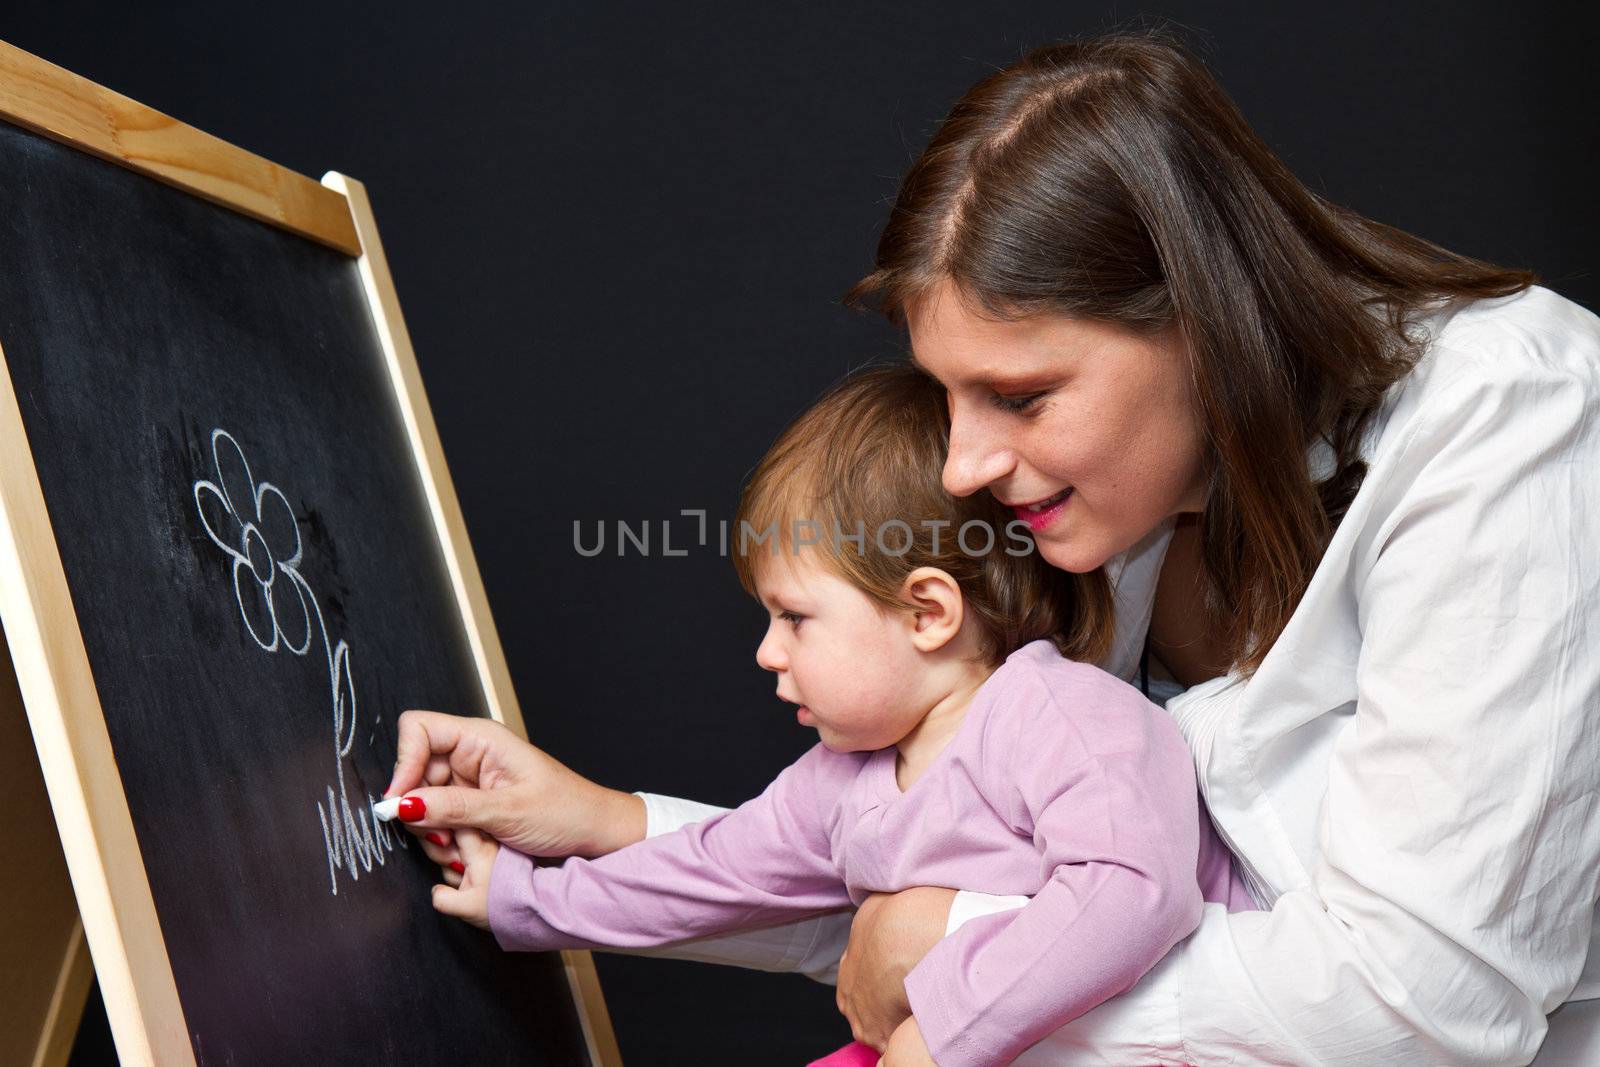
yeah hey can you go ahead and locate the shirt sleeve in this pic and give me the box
[620,791,851,983]
[903,666,1207,1067]
[637,791,731,834]
[488,745,857,953]
[944,890,1029,935]
[1029,342,1600,1064]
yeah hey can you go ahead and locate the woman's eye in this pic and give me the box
[991,391,1045,413]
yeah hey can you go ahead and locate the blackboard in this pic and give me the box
[0,63,610,1067]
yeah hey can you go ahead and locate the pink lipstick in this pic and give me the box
[1011,488,1072,531]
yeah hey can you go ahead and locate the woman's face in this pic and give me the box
[908,279,1208,573]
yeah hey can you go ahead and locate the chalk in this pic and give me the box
[371,796,404,822]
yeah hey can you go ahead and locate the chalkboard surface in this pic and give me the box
[0,117,591,1065]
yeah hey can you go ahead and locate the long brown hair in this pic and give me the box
[732,365,1113,666]
[848,32,1536,675]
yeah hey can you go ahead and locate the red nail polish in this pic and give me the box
[450,861,465,874]
[427,832,448,847]
[397,796,426,822]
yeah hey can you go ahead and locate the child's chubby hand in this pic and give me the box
[430,826,499,931]
[879,1016,937,1067]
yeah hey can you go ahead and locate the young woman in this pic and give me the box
[386,33,1600,1065]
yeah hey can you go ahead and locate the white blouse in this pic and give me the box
[637,286,1600,1065]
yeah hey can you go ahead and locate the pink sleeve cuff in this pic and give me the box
[486,845,574,952]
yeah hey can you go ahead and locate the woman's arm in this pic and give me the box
[385,710,648,859]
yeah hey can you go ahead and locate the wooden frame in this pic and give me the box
[0,38,620,1067]
[0,40,357,255]
[329,171,623,1067]
[0,628,93,1067]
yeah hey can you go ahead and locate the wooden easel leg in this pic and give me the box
[0,631,92,1066]
[32,922,93,1067]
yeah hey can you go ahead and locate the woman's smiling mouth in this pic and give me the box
[1009,488,1073,531]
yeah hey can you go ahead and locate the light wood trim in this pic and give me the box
[0,633,89,1067]
[323,173,524,738]
[0,38,359,256]
[326,172,623,1066]
[563,951,624,1067]
[32,924,95,1067]
[0,342,195,1066]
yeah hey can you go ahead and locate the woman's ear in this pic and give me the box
[899,567,965,653]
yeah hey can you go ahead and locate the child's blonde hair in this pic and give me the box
[732,364,1111,666]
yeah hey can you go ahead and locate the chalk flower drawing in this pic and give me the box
[194,428,405,895]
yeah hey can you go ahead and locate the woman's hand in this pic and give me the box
[430,827,499,930]
[384,709,645,869]
[879,1016,937,1067]
[836,887,956,1049]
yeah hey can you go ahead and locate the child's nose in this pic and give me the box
[755,628,785,672]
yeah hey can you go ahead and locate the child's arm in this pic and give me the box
[480,743,859,953]
[903,665,1207,1067]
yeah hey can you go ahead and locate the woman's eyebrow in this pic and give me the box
[909,350,1057,390]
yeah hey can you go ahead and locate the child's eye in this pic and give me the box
[779,610,805,630]
[991,390,1045,413]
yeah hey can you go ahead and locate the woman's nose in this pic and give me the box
[943,407,1016,497]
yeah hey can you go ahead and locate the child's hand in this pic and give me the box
[879,1016,937,1067]
[430,826,499,930]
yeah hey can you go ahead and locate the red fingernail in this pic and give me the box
[450,861,465,874]
[427,832,448,847]
[397,796,426,822]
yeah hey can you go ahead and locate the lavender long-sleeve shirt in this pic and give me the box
[489,640,1252,1067]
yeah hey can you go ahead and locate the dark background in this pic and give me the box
[8,2,1595,1064]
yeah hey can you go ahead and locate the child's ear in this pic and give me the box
[899,567,965,653]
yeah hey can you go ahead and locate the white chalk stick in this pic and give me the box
[372,796,403,822]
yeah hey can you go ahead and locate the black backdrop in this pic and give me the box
[9,2,1596,1064]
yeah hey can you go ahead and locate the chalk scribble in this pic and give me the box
[194,428,405,895]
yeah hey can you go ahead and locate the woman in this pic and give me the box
[388,34,1600,1065]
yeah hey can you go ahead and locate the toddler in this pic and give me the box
[444,365,1250,1066]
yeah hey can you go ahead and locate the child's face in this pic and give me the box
[753,550,930,753]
